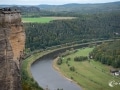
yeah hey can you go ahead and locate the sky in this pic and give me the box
[0,0,119,5]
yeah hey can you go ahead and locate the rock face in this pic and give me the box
[0,8,25,90]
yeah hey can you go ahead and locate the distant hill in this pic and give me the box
[0,6,56,17]
[0,1,120,16]
[37,1,120,13]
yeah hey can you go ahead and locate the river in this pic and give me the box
[30,42,103,90]
[31,58,81,90]
[30,44,89,90]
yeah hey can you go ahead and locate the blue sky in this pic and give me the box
[0,0,119,5]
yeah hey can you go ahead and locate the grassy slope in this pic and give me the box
[56,47,120,90]
[22,17,76,23]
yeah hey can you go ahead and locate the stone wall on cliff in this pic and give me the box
[0,8,25,90]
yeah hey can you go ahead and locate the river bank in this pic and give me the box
[53,47,120,90]
[21,40,115,90]
[52,57,73,82]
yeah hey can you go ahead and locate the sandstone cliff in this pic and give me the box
[0,8,25,90]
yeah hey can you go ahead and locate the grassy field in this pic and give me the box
[55,47,120,90]
[22,17,76,23]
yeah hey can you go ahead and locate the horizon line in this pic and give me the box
[0,1,119,6]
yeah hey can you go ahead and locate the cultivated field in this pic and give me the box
[55,47,120,90]
[22,17,76,23]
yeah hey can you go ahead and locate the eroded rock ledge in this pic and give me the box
[0,8,25,90]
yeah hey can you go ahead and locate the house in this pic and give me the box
[110,69,120,76]
[115,72,119,76]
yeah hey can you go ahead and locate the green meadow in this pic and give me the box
[22,17,53,23]
[55,47,120,90]
[22,17,76,23]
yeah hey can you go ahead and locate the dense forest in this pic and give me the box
[25,13,120,51]
[90,40,120,68]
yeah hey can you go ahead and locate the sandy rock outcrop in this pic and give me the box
[0,8,25,90]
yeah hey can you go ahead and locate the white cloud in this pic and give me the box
[0,0,119,5]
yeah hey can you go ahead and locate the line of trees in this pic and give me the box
[90,40,120,68]
[21,70,43,90]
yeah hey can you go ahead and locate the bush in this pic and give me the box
[74,56,88,61]
[71,76,74,79]
[70,66,75,72]
[67,57,71,61]
[57,58,62,65]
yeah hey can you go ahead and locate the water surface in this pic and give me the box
[31,54,82,90]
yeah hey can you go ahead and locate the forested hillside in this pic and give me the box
[5,6,54,17]
[90,40,120,68]
[25,13,120,51]
[38,1,120,13]
[0,1,120,17]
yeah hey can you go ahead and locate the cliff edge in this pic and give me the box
[0,8,25,90]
